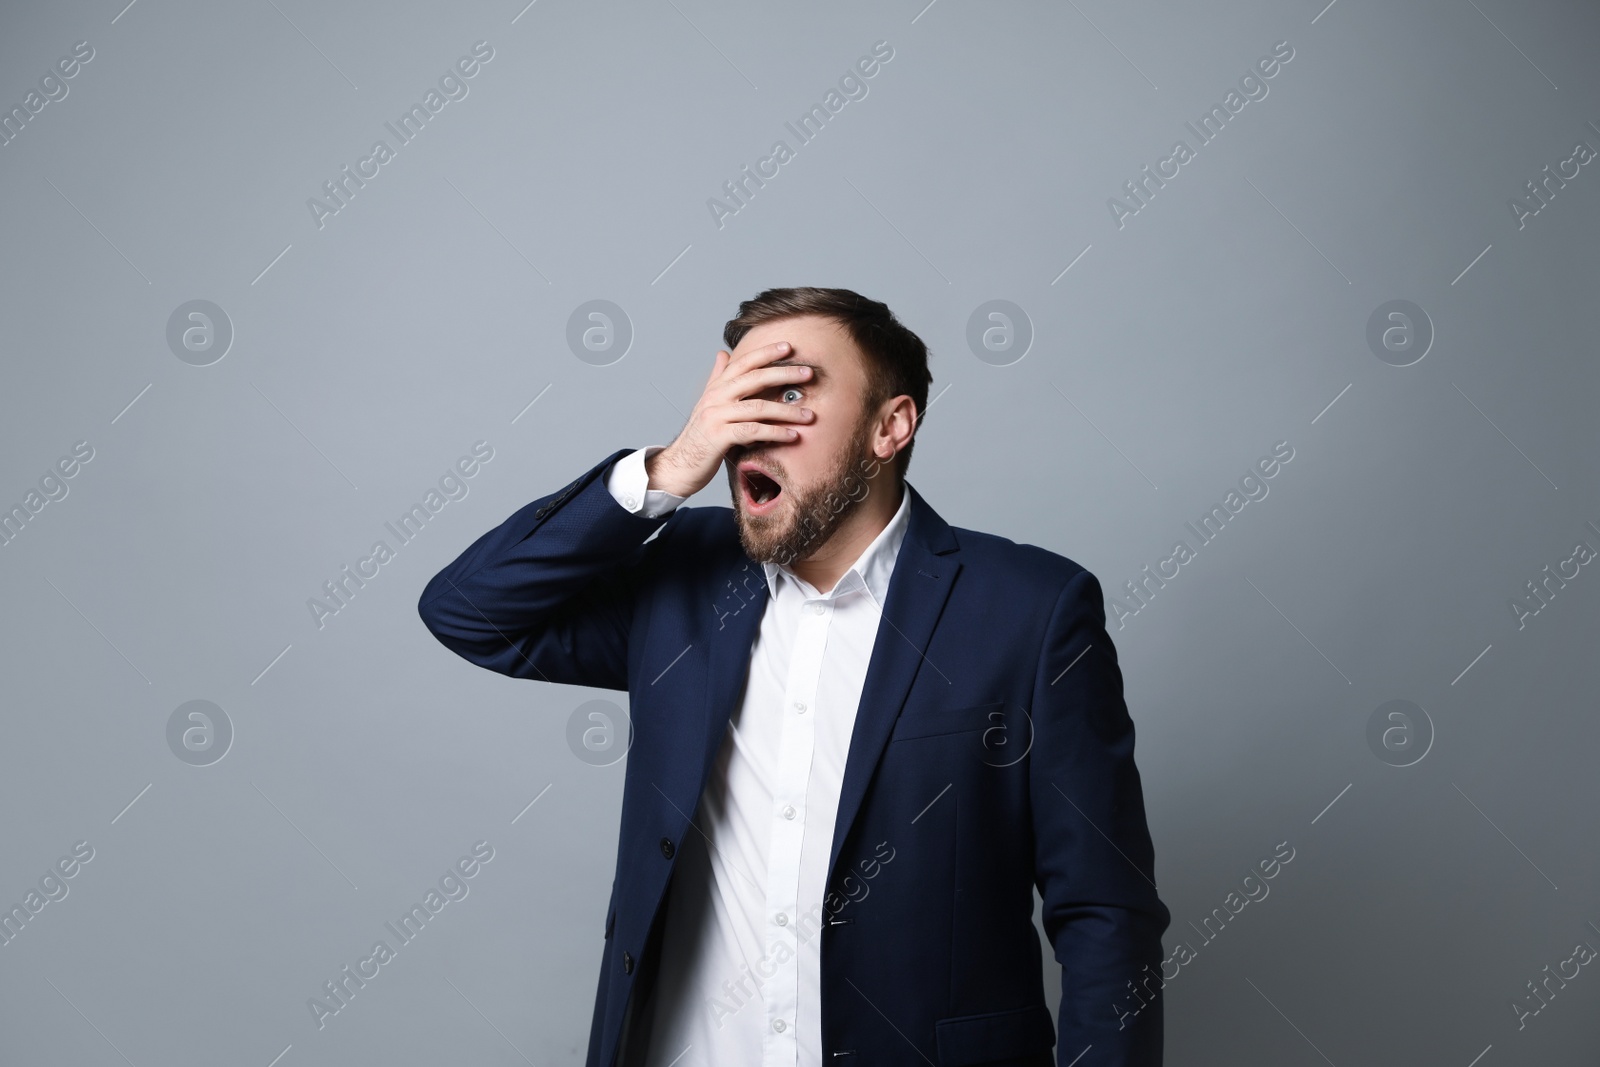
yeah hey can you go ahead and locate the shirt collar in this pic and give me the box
[761,485,912,608]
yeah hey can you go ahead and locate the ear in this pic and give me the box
[879,395,918,459]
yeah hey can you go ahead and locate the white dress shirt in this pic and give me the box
[604,445,911,1067]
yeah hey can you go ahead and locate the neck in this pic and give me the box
[788,474,904,594]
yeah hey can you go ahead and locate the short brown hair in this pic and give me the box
[723,287,933,481]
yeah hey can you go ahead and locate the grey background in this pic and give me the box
[2,0,1597,1064]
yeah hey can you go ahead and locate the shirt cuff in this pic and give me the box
[605,446,687,519]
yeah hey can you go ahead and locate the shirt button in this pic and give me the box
[776,913,788,926]
[782,805,796,820]
[773,1019,787,1033]
[811,603,826,615]
[793,702,806,713]
[623,495,636,508]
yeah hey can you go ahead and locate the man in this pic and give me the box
[417,287,1171,1066]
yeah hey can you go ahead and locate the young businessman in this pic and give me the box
[418,288,1171,1067]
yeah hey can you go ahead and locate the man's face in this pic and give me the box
[723,314,880,566]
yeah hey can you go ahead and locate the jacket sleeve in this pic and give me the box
[1029,567,1171,1067]
[416,447,682,691]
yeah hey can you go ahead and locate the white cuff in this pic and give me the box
[605,447,686,519]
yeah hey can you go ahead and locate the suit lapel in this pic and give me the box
[826,483,961,885]
[690,486,963,886]
[698,556,768,794]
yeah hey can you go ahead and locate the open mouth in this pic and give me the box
[738,461,784,515]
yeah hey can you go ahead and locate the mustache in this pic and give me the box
[729,446,786,478]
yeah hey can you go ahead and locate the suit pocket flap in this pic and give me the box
[934,1003,1055,1066]
[890,701,1005,742]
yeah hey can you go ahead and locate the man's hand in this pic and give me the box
[645,341,815,498]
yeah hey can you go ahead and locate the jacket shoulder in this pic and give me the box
[947,523,1094,600]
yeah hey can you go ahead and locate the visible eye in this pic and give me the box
[780,387,803,404]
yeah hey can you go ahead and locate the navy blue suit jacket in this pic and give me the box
[417,448,1170,1067]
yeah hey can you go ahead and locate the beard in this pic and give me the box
[725,414,877,568]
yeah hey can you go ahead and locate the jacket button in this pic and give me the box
[659,837,675,859]
[622,952,634,975]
